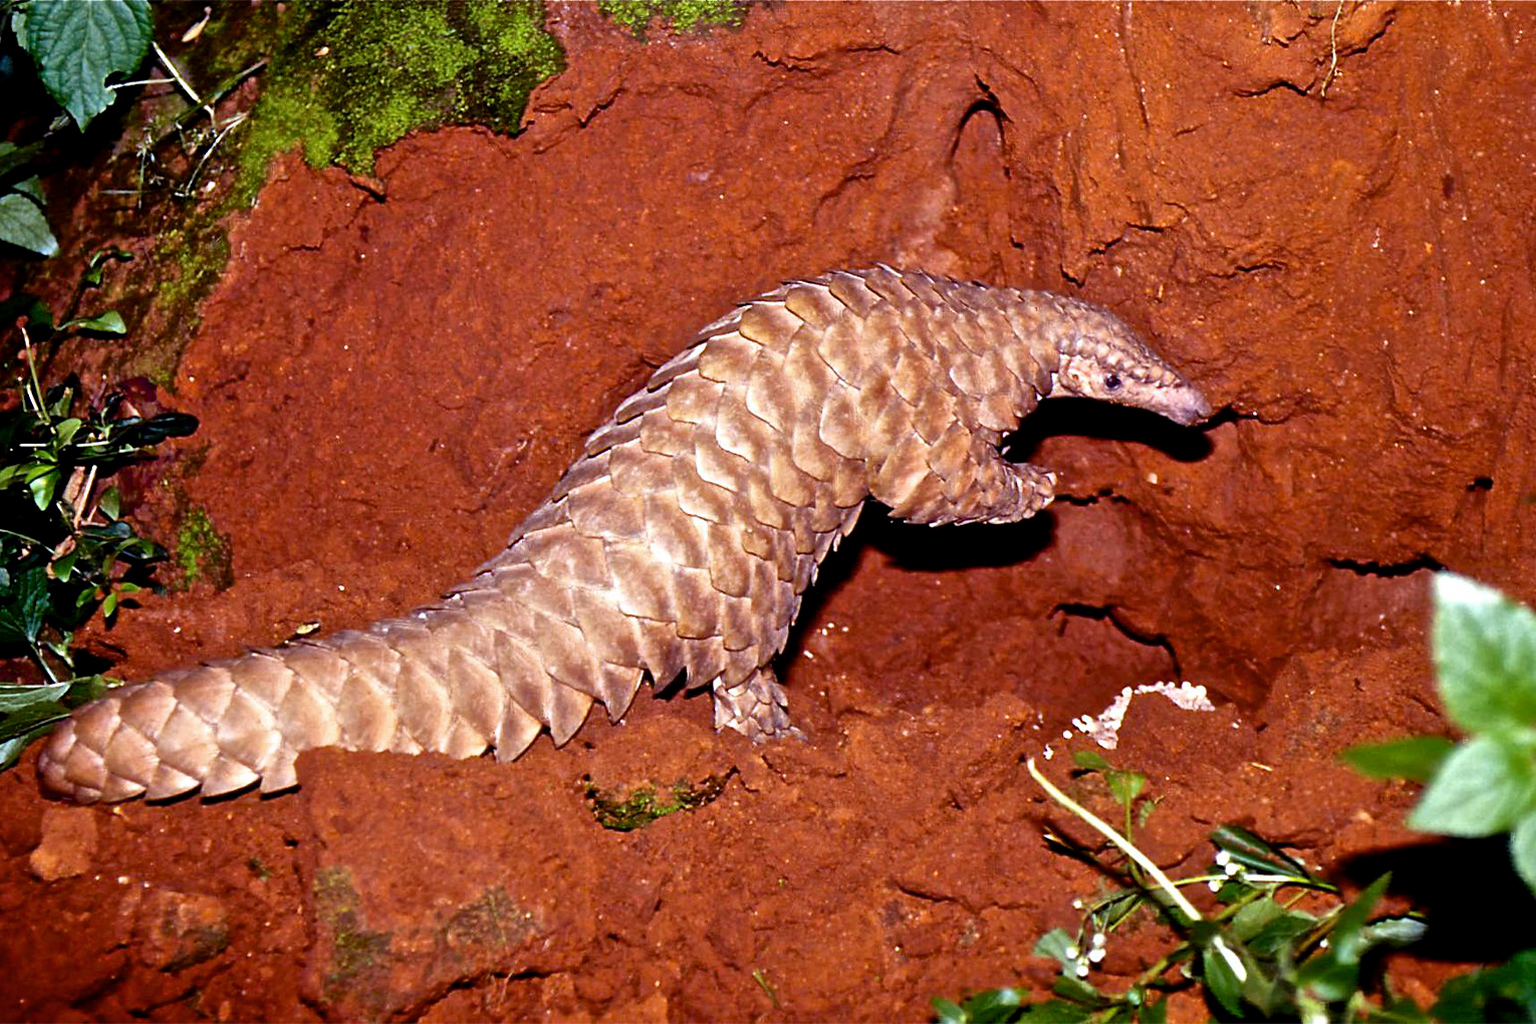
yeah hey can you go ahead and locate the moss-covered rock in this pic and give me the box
[239,0,564,186]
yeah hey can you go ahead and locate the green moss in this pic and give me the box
[142,226,231,384]
[238,0,564,185]
[312,866,392,997]
[235,88,339,203]
[442,887,537,951]
[585,773,730,831]
[599,0,746,38]
[174,504,232,590]
[158,915,230,974]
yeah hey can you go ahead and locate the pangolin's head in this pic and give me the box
[1046,299,1211,427]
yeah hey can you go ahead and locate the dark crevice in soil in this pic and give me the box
[1053,489,1130,507]
[1325,555,1445,578]
[1050,602,1182,678]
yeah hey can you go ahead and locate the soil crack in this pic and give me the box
[1051,602,1183,678]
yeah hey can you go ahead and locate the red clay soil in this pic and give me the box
[4,2,1535,1020]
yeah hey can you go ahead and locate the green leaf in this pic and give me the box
[1431,948,1536,1023]
[1358,916,1428,949]
[1228,897,1286,942]
[1105,768,1147,808]
[0,140,45,182]
[0,178,59,256]
[933,997,967,1024]
[1210,824,1316,882]
[1033,929,1078,971]
[1048,976,1104,1007]
[1246,909,1320,958]
[64,310,127,334]
[99,487,121,521]
[0,681,70,713]
[66,674,111,705]
[1409,734,1536,837]
[1330,873,1392,960]
[1297,954,1361,1009]
[27,466,59,510]
[1341,735,1456,782]
[1019,999,1095,1022]
[1200,942,1244,1017]
[1072,750,1112,771]
[1433,573,1536,739]
[17,0,154,130]
[83,246,133,285]
[0,567,49,645]
[1511,812,1536,898]
[964,988,1028,1022]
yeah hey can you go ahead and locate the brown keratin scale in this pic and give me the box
[38,266,1210,804]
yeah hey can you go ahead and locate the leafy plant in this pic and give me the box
[934,758,1426,1023]
[1071,749,1157,840]
[1,0,154,254]
[0,253,196,767]
[1346,573,1536,894]
[1429,949,1536,1022]
[1341,572,1536,1021]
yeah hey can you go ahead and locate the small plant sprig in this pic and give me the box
[0,255,196,767]
[934,755,1426,1023]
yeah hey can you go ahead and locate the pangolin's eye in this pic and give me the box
[1103,372,1122,391]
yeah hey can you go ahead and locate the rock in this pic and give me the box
[135,889,230,972]
[28,807,97,882]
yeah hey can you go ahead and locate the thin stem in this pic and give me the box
[72,464,99,530]
[1028,757,1249,984]
[108,77,177,89]
[152,40,208,122]
[19,325,48,422]
[1028,757,1202,922]
[181,112,248,195]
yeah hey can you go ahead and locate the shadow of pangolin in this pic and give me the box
[38,266,1210,803]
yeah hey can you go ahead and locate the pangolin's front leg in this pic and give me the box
[36,266,1209,803]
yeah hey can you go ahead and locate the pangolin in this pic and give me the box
[37,266,1210,804]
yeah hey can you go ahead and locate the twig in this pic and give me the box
[150,58,267,152]
[151,40,212,127]
[180,112,248,197]
[1320,0,1345,99]
[71,464,99,530]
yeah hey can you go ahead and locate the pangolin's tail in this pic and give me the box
[36,567,633,803]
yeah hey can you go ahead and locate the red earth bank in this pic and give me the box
[3,3,1533,1020]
